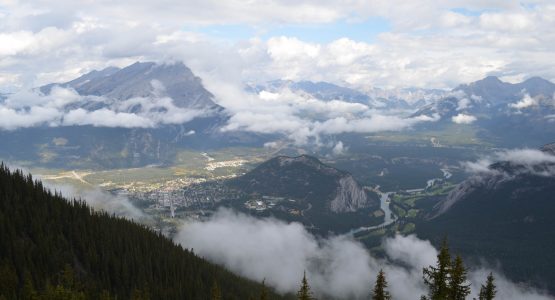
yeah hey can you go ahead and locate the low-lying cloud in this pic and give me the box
[509,94,539,110]
[0,84,210,130]
[462,148,555,176]
[2,163,148,221]
[452,113,477,124]
[217,85,439,145]
[47,184,150,222]
[176,209,552,300]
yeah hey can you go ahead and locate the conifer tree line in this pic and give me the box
[0,164,287,299]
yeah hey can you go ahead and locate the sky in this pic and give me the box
[1,0,555,92]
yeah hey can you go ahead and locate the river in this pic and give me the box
[348,188,396,235]
[348,167,452,236]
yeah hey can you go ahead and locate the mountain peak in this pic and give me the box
[471,75,505,87]
[41,61,218,109]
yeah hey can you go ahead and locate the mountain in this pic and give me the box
[0,62,269,169]
[41,61,219,109]
[230,155,374,213]
[0,164,286,299]
[412,76,555,147]
[417,143,555,292]
[227,155,380,233]
[248,80,447,109]
[454,76,555,105]
[247,80,371,105]
[415,76,555,117]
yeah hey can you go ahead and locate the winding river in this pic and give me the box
[349,188,396,235]
[348,168,452,236]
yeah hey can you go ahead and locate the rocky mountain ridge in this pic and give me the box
[229,155,375,213]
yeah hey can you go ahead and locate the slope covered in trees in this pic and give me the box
[0,164,286,299]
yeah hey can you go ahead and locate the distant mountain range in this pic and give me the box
[412,76,555,147]
[418,142,555,292]
[2,60,555,168]
[247,79,447,109]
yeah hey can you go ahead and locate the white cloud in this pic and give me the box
[47,184,150,222]
[1,1,555,92]
[509,93,539,109]
[496,148,555,165]
[332,141,347,155]
[462,148,555,176]
[175,208,553,300]
[63,108,155,128]
[218,86,438,146]
[452,113,477,124]
[0,83,212,130]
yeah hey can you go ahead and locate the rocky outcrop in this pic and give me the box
[330,175,369,213]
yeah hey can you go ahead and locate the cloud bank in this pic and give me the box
[462,148,555,176]
[2,1,555,93]
[176,209,553,300]
[0,84,210,130]
[215,84,439,145]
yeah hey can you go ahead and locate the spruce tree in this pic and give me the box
[449,255,471,300]
[422,238,451,300]
[479,273,496,300]
[372,269,391,300]
[297,271,314,300]
[210,280,222,300]
[260,279,268,300]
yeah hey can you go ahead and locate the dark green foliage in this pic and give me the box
[422,239,452,300]
[479,273,497,300]
[296,272,314,300]
[449,256,471,300]
[0,163,286,299]
[260,279,269,300]
[422,239,480,300]
[210,280,222,300]
[372,269,391,300]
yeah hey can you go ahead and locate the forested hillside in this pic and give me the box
[0,163,285,299]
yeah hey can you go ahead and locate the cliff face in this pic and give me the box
[330,175,369,213]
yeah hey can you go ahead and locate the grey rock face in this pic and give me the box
[330,175,369,213]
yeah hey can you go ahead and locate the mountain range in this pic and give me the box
[2,61,555,168]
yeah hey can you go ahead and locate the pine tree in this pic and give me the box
[297,271,314,300]
[260,279,269,300]
[479,273,497,300]
[449,255,471,300]
[372,269,391,300]
[422,238,451,300]
[210,280,222,300]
